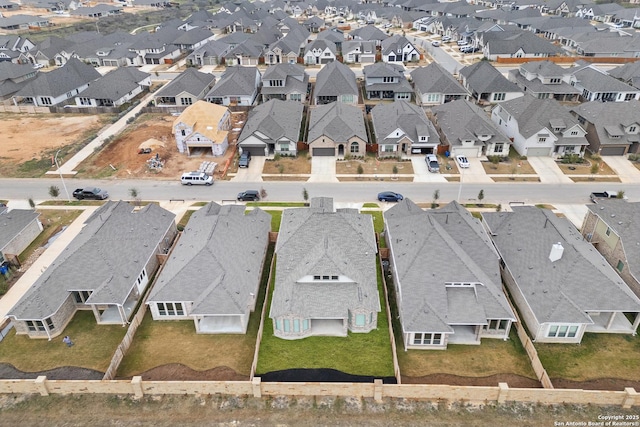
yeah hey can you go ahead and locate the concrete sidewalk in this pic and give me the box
[0,206,98,324]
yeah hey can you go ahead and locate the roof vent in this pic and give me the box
[549,242,564,262]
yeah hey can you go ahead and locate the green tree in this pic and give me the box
[48,185,60,199]
[129,188,141,206]
[590,162,599,179]
[357,164,364,176]
[431,189,440,209]
[302,187,309,202]
[392,165,398,175]
[478,189,485,206]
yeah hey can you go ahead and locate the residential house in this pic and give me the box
[0,207,42,266]
[185,40,231,66]
[307,102,368,157]
[571,101,640,155]
[173,100,231,156]
[238,99,303,157]
[342,40,376,64]
[608,61,640,90]
[223,39,263,66]
[269,197,380,340]
[380,34,419,63]
[582,200,640,298]
[431,99,510,158]
[8,201,177,339]
[22,35,72,68]
[74,67,150,108]
[153,68,216,108]
[384,200,516,350]
[303,39,337,65]
[348,24,388,46]
[128,31,181,66]
[316,27,345,52]
[459,61,523,105]
[263,26,308,65]
[0,62,37,102]
[261,63,309,103]
[0,15,50,31]
[147,203,270,334]
[372,101,440,158]
[314,61,358,105]
[205,66,261,106]
[492,95,588,157]
[410,63,469,106]
[481,30,563,60]
[70,4,122,17]
[567,63,640,103]
[482,206,640,343]
[363,62,412,101]
[15,58,100,107]
[0,34,35,63]
[508,60,580,102]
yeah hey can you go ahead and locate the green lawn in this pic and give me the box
[118,244,274,377]
[256,259,394,377]
[0,311,126,372]
[535,333,640,381]
[264,210,282,232]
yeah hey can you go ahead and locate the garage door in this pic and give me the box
[312,147,335,156]
[526,147,551,156]
[600,146,626,156]
[453,147,479,158]
[241,146,265,156]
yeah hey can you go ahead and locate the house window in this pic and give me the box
[383,76,394,83]
[157,302,184,316]
[547,324,579,338]
[72,290,92,304]
[493,93,505,101]
[355,314,366,326]
[283,319,290,332]
[313,275,321,280]
[383,145,395,153]
[625,94,635,101]
[413,333,442,345]
[419,136,426,141]
[293,319,300,332]
[629,126,637,133]
[494,143,504,153]
[303,319,309,330]
[550,78,561,84]
[280,143,290,152]
[350,142,359,153]
[570,131,578,136]
[26,320,46,332]
[605,227,611,236]
[180,98,193,106]
[40,97,52,105]
[617,260,624,272]
[270,79,283,87]
[341,94,354,103]
[426,93,440,103]
[181,129,186,136]
[538,137,547,143]
[290,93,301,101]
[275,319,280,330]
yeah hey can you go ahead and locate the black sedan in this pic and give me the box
[377,191,404,202]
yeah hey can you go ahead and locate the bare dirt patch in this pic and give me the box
[263,155,311,175]
[482,159,536,175]
[336,159,414,175]
[123,363,248,381]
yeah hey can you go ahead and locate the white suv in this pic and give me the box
[425,154,440,173]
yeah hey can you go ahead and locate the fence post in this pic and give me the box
[623,388,638,409]
[252,377,262,398]
[131,376,144,398]
[374,379,383,403]
[497,382,509,404]
[34,376,49,396]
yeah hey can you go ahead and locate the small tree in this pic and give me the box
[477,189,485,207]
[496,203,502,212]
[48,185,60,199]
[489,156,500,170]
[129,187,141,206]
[28,198,35,209]
[432,189,440,209]
[260,187,267,199]
[357,164,364,177]
[278,164,285,174]
[392,165,398,175]
[617,190,625,199]
[302,187,309,203]
[590,162,599,180]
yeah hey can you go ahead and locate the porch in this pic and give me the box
[448,325,481,345]
[196,315,245,334]
[94,299,137,325]
[586,311,638,334]
[310,318,346,337]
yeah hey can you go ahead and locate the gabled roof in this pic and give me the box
[269,198,380,319]
[460,61,522,95]
[482,207,640,324]
[363,61,404,78]
[303,38,337,55]
[9,202,175,320]
[154,67,216,98]
[519,60,568,78]
[571,100,640,147]
[432,99,509,147]
[484,30,562,56]
[380,34,415,55]
[371,100,438,144]
[410,62,467,96]
[206,65,259,98]
[261,63,308,96]
[349,24,388,42]
[16,57,100,98]
[238,99,303,145]
[314,61,357,97]
[174,100,230,143]
[308,101,368,143]
[147,203,270,316]
[609,61,640,87]
[571,66,639,93]
[0,209,40,253]
[77,67,149,100]
[384,200,515,332]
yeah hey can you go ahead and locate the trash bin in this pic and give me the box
[445,150,450,158]
[0,264,8,275]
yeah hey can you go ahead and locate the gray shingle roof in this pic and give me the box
[460,61,522,95]
[16,58,101,98]
[372,100,439,145]
[9,201,176,320]
[206,65,260,98]
[76,67,149,100]
[509,69,580,96]
[154,67,216,98]
[384,200,515,333]
[314,61,358,98]
[349,24,388,42]
[0,209,40,252]
[572,66,639,93]
[410,63,467,96]
[269,198,380,319]
[432,99,509,148]
[483,30,562,56]
[572,100,640,147]
[261,63,308,97]
[307,101,368,143]
[482,207,640,324]
[147,203,270,316]
[238,99,303,145]
[609,61,640,87]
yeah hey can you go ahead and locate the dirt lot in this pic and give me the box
[0,114,107,176]
[77,112,246,180]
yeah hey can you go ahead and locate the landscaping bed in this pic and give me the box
[481,158,536,175]
[336,157,413,175]
[263,154,311,175]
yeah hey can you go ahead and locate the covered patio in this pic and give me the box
[196,315,245,334]
[586,311,640,334]
[310,318,346,337]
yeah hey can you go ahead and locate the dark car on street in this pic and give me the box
[237,190,260,201]
[377,191,404,202]
[73,187,109,200]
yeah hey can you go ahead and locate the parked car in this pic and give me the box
[455,155,470,169]
[181,171,213,185]
[460,46,479,53]
[238,151,251,168]
[457,40,468,46]
[237,190,260,201]
[378,191,403,202]
[425,154,440,173]
[431,41,441,47]
[72,187,109,200]
[442,36,452,42]
[590,191,622,203]
[32,63,44,69]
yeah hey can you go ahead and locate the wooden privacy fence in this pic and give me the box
[0,377,637,408]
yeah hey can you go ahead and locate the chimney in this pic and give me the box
[549,242,564,262]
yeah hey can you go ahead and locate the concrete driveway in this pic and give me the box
[231,157,265,182]
[527,157,573,184]
[308,156,338,183]
[410,157,447,182]
[461,158,494,183]
[602,156,640,183]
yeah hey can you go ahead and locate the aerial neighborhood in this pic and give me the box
[2,0,640,418]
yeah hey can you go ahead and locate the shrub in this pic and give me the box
[273,153,281,162]
[519,155,527,160]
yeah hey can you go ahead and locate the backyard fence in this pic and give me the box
[249,247,277,380]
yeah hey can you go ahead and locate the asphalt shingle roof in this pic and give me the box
[307,101,368,143]
[410,63,467,96]
[314,61,358,98]
[238,99,303,145]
